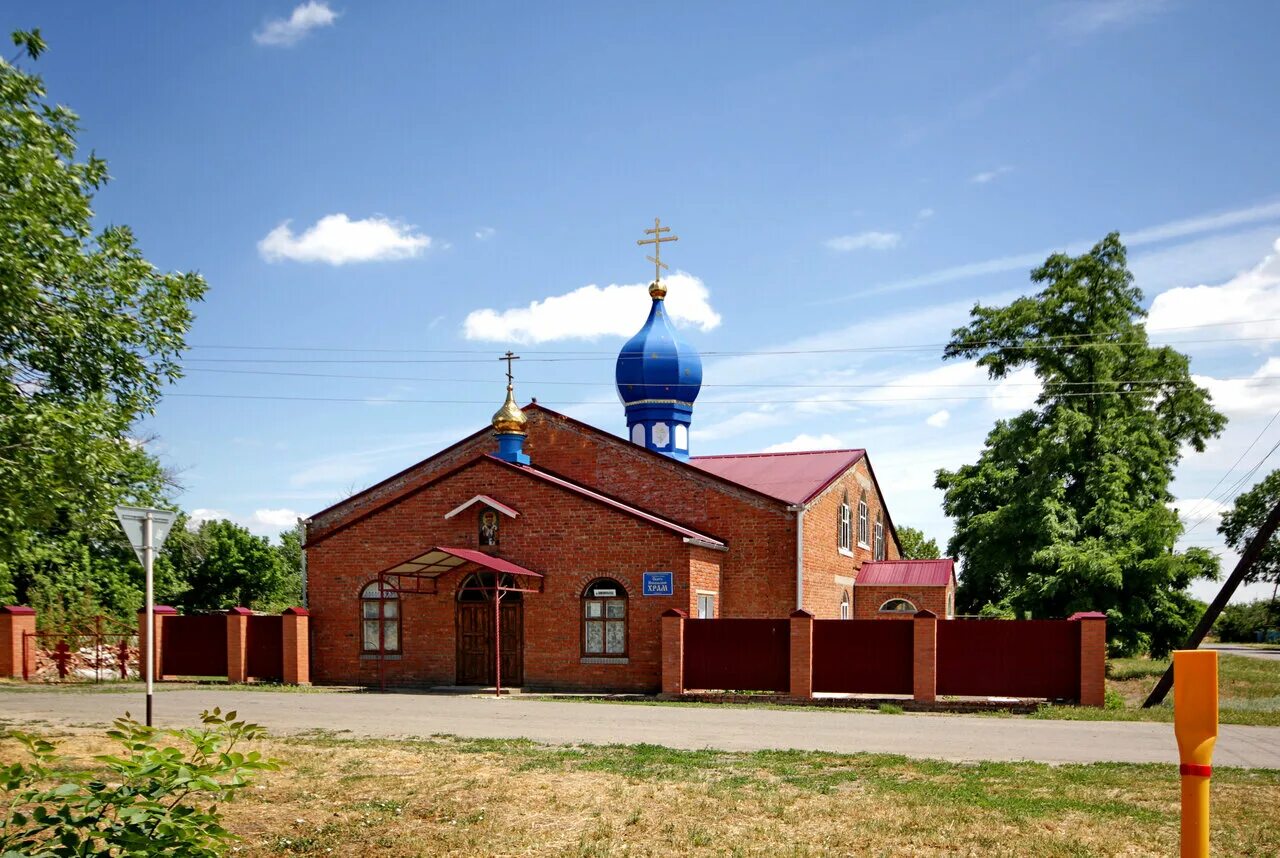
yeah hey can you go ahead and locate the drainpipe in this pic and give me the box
[788,504,805,611]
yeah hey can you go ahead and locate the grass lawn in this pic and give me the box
[1031,653,1280,726]
[2,728,1278,856]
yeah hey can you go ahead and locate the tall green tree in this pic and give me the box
[896,526,941,560]
[935,234,1225,655]
[171,520,293,613]
[0,30,205,608]
[1217,469,1280,602]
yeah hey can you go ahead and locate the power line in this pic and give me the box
[1178,406,1280,529]
[1183,433,1280,537]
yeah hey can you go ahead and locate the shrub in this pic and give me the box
[1215,599,1280,643]
[1,707,278,856]
[1104,687,1126,710]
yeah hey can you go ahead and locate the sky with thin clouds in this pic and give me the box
[14,1,1280,601]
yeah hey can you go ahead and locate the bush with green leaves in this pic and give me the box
[1,708,278,856]
[1214,599,1280,643]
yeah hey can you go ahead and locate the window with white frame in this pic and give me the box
[879,598,916,613]
[697,592,716,619]
[874,515,885,561]
[360,581,400,654]
[838,492,852,551]
[857,491,869,547]
[840,591,850,620]
[583,578,628,655]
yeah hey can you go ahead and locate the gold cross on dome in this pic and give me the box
[500,350,520,386]
[636,217,678,284]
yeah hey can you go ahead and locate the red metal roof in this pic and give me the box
[855,559,955,587]
[381,545,544,579]
[688,449,866,505]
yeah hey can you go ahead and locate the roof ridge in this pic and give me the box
[691,448,865,460]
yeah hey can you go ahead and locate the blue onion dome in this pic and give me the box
[615,284,703,407]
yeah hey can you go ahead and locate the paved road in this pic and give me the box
[1204,643,1280,661]
[3,688,1278,768]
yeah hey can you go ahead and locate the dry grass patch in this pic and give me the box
[3,729,1279,856]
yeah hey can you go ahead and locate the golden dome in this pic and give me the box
[648,279,667,300]
[491,385,527,435]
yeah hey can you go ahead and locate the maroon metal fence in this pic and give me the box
[245,615,284,680]
[161,614,228,677]
[936,619,1080,699]
[812,619,913,695]
[683,618,790,692]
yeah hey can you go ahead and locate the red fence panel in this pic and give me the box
[683,619,790,692]
[937,619,1080,699]
[245,615,283,680]
[160,615,228,677]
[812,620,913,694]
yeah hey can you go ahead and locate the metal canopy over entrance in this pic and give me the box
[371,546,543,694]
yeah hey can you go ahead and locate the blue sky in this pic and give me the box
[13,1,1280,601]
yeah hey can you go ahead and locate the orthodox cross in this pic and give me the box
[636,217,678,283]
[500,350,520,386]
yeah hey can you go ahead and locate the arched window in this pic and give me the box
[874,514,885,561]
[360,581,400,653]
[878,598,916,614]
[582,578,627,656]
[857,491,870,547]
[840,591,851,620]
[838,491,852,551]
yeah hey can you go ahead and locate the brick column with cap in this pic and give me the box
[1070,611,1107,707]
[0,606,36,679]
[660,609,686,697]
[136,605,178,681]
[226,607,252,684]
[789,609,814,700]
[282,607,311,685]
[913,609,938,703]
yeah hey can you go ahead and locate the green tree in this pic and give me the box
[934,233,1225,655]
[272,523,305,610]
[0,30,205,608]
[174,520,288,613]
[896,526,941,559]
[1218,469,1280,602]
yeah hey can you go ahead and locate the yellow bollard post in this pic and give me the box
[1173,650,1218,858]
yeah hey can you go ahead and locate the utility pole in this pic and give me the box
[1144,498,1280,708]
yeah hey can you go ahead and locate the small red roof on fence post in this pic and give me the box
[914,609,938,619]
[282,606,311,616]
[1,605,35,615]
[661,608,688,618]
[1068,611,1107,621]
[789,609,814,619]
[227,606,253,615]
[137,605,178,615]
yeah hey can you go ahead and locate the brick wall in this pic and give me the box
[852,584,950,619]
[799,459,900,618]
[307,455,721,692]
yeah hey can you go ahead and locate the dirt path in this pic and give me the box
[3,687,1279,768]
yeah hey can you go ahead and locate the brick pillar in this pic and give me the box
[660,609,687,697]
[913,609,938,704]
[282,607,310,685]
[0,606,36,679]
[226,607,251,684]
[1070,611,1107,707]
[789,609,814,700]
[136,605,178,681]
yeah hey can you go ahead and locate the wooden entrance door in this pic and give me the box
[456,575,523,686]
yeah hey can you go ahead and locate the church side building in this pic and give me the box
[302,222,953,692]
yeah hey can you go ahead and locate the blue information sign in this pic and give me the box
[642,571,674,596]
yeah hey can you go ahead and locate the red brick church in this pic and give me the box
[303,224,955,691]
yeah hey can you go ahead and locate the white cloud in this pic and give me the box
[463,271,721,344]
[970,166,1014,184]
[926,409,951,428]
[1171,497,1230,528]
[258,214,431,265]
[188,508,231,528]
[253,1,337,46]
[1194,359,1280,416]
[917,208,935,221]
[762,433,847,453]
[250,508,301,532]
[474,227,496,241]
[839,199,1280,300]
[1148,237,1280,339]
[1053,0,1168,36]
[824,231,901,252]
[990,366,1042,414]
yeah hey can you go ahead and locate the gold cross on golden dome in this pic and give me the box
[636,217,678,286]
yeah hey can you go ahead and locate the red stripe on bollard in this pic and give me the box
[1179,763,1212,778]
